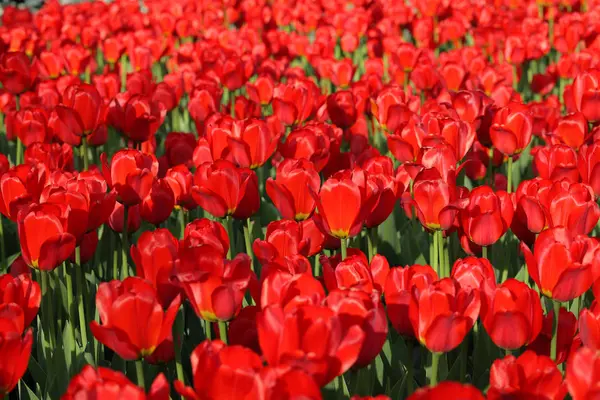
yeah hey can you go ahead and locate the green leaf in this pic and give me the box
[27,355,47,390]
[20,381,40,400]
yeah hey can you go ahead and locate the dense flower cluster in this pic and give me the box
[0,0,600,399]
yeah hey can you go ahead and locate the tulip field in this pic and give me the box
[3,0,600,398]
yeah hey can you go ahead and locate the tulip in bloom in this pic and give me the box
[566,347,600,400]
[0,51,37,95]
[521,227,600,301]
[481,279,543,350]
[0,273,40,328]
[534,144,580,183]
[489,102,533,156]
[90,277,181,362]
[578,300,600,351]
[101,150,159,206]
[487,351,566,400]
[327,90,358,129]
[409,278,480,352]
[0,326,32,398]
[182,218,230,257]
[460,186,514,247]
[451,257,496,291]
[63,365,169,400]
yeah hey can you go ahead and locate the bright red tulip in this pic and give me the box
[7,106,50,147]
[253,220,309,266]
[0,274,40,329]
[182,218,229,257]
[578,300,600,351]
[521,227,600,301]
[578,141,600,197]
[409,278,480,352]
[481,279,543,350]
[488,351,566,400]
[90,277,180,363]
[0,163,48,221]
[451,257,496,291]
[321,252,389,293]
[460,186,514,247]
[246,74,274,106]
[0,326,32,398]
[101,149,159,206]
[0,51,37,95]
[534,144,580,183]
[140,179,175,226]
[489,102,533,156]
[566,347,600,400]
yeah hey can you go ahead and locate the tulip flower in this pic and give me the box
[521,227,600,302]
[0,327,33,398]
[321,252,389,293]
[487,351,566,400]
[253,220,310,265]
[0,273,41,329]
[17,203,76,270]
[408,382,484,400]
[566,347,600,400]
[489,102,533,156]
[451,257,496,291]
[0,163,48,221]
[246,74,275,106]
[0,51,37,95]
[64,366,169,399]
[7,106,50,147]
[164,132,196,168]
[164,165,196,211]
[409,278,480,353]
[257,303,365,386]
[174,340,263,400]
[371,85,414,132]
[140,179,175,226]
[272,78,319,126]
[101,150,159,206]
[182,218,229,257]
[266,159,320,221]
[481,279,543,350]
[327,90,358,129]
[90,277,181,362]
[177,249,253,323]
[578,300,600,351]
[460,186,514,247]
[192,160,259,219]
[278,125,333,172]
[528,306,579,365]
[534,144,579,183]
[578,141,600,197]
[131,229,180,309]
[106,94,165,143]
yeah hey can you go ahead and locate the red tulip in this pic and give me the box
[327,90,358,129]
[489,102,533,156]
[62,83,105,136]
[108,202,141,234]
[253,220,310,265]
[0,274,40,329]
[260,366,322,400]
[192,160,259,219]
[222,118,280,169]
[164,132,196,168]
[488,351,566,400]
[577,300,600,351]
[0,51,37,95]
[481,279,543,350]
[174,340,263,400]
[0,327,32,398]
[140,179,175,226]
[451,257,496,291]
[37,51,63,80]
[25,143,74,172]
[312,170,376,239]
[521,227,600,301]
[387,116,427,163]
[228,305,260,354]
[551,112,589,149]
[566,347,600,400]
[565,69,600,123]
[578,141,600,197]
[384,264,439,338]
[164,165,196,211]
[17,203,76,270]
[371,85,414,132]
[90,277,181,362]
[272,78,319,126]
[278,124,334,172]
[182,218,229,257]
[321,252,389,293]
[257,303,365,386]
[460,186,514,247]
[534,144,580,183]
[326,289,388,368]
[246,74,274,106]
[408,382,484,400]
[106,94,165,143]
[409,278,480,352]
[0,163,48,221]
[101,149,159,206]
[63,365,169,400]
[131,229,180,309]
[266,159,320,221]
[177,249,253,322]
[7,106,50,147]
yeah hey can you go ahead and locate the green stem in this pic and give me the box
[81,137,89,171]
[406,340,414,396]
[367,228,378,262]
[75,247,88,347]
[431,232,439,275]
[507,156,513,194]
[41,272,56,349]
[0,216,5,272]
[314,255,321,277]
[225,216,234,260]
[111,230,118,280]
[135,360,146,390]
[550,301,561,362]
[218,320,228,344]
[16,138,22,166]
[173,307,185,386]
[482,246,488,260]
[121,205,129,279]
[120,54,128,93]
[429,352,440,386]
[205,320,212,340]
[243,219,255,273]
[437,231,445,278]
[340,237,347,260]
[65,262,76,340]
[178,208,186,239]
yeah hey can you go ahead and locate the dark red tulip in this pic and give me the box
[192,160,259,219]
[174,340,263,400]
[108,202,141,234]
[481,279,543,350]
[17,203,76,270]
[409,278,480,352]
[140,179,175,226]
[228,305,260,355]
[131,229,180,309]
[566,347,600,400]
[101,150,159,206]
[257,303,365,386]
[106,94,165,143]
[63,366,169,400]
[460,186,514,247]
[266,159,320,221]
[90,277,181,362]
[0,51,37,95]
[384,264,439,338]
[327,90,358,129]
[521,227,600,301]
[164,132,196,168]
[488,351,566,400]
